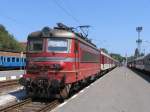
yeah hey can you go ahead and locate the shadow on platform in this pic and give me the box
[130,68,150,83]
[8,89,27,100]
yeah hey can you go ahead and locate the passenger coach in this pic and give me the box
[128,53,150,72]
[0,51,26,70]
[100,50,117,71]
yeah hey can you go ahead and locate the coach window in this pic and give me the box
[16,58,19,62]
[7,57,10,62]
[1,56,3,62]
[12,57,15,62]
[4,57,6,62]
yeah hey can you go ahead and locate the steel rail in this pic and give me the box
[38,100,59,112]
[0,98,32,112]
[0,79,19,88]
[0,98,60,112]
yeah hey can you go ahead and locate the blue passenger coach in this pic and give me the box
[0,51,26,70]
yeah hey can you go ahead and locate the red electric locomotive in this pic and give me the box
[20,23,101,99]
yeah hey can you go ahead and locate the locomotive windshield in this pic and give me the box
[28,39,43,52]
[48,38,69,52]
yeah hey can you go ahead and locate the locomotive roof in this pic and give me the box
[28,29,75,39]
[28,23,98,50]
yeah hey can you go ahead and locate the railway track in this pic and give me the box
[0,80,19,89]
[0,98,59,112]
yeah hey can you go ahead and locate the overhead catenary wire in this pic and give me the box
[0,10,32,30]
[51,0,81,25]
[51,0,93,40]
[0,13,18,24]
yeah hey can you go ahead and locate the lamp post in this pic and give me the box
[136,26,143,57]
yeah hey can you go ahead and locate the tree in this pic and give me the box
[0,24,24,52]
[110,53,125,62]
[134,48,140,58]
[141,52,145,57]
[101,48,108,54]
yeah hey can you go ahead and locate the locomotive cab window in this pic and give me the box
[48,38,69,52]
[28,39,43,52]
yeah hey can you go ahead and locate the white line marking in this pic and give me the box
[71,94,78,99]
[58,101,67,108]
[86,86,90,89]
[79,90,84,93]
[91,83,94,86]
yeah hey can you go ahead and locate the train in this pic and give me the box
[19,23,118,99]
[127,53,150,72]
[0,51,26,70]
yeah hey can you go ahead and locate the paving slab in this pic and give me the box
[52,67,150,112]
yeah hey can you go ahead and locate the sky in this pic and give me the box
[0,0,150,56]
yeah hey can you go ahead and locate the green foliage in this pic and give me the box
[101,48,124,62]
[127,56,135,62]
[0,24,24,52]
[134,48,145,58]
[140,52,145,56]
[134,48,140,58]
[101,48,108,54]
[110,53,125,62]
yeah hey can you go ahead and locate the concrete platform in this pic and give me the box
[52,67,150,112]
[0,70,25,81]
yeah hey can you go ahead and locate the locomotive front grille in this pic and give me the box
[27,65,49,74]
[27,63,62,74]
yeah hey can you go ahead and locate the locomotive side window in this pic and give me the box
[29,39,43,52]
[48,38,69,52]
